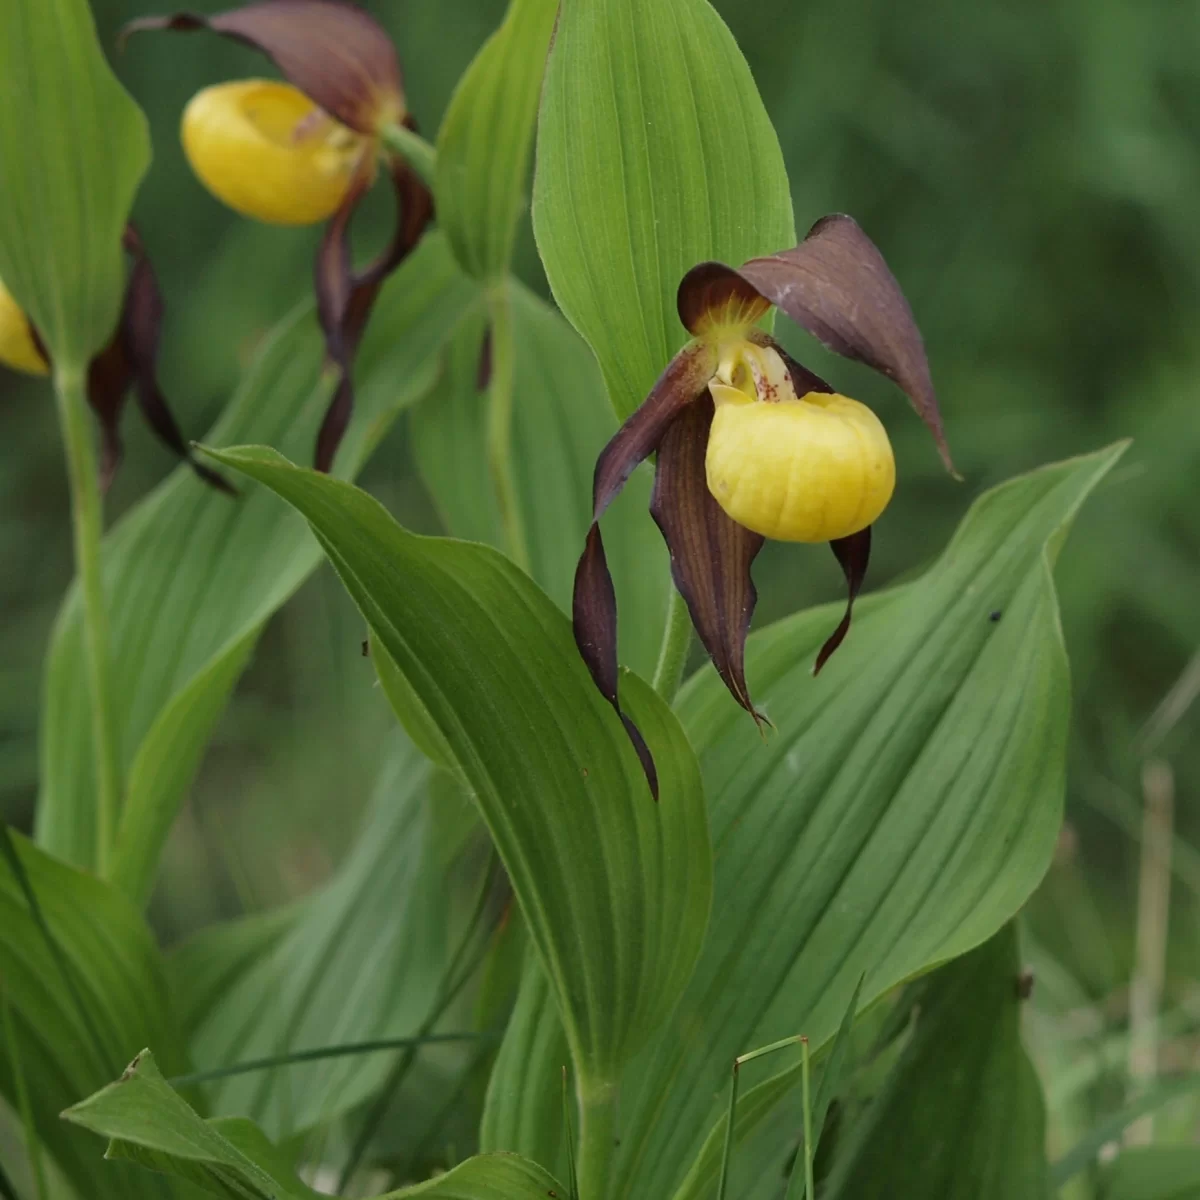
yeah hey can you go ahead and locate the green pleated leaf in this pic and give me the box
[66,1051,565,1199]
[0,0,150,369]
[533,0,794,418]
[169,738,448,1137]
[411,281,669,676]
[480,948,569,1175]
[0,833,185,1199]
[822,923,1049,1199]
[36,233,477,898]
[434,0,557,279]
[200,445,713,1092]
[1099,1148,1200,1200]
[596,443,1126,1198]
[64,1051,316,1199]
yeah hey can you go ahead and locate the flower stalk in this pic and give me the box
[486,280,532,572]
[378,120,437,189]
[53,370,122,874]
[577,1078,616,1200]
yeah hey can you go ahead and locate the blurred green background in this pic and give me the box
[1,0,1198,1170]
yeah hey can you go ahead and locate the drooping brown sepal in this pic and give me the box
[649,394,766,721]
[313,149,434,471]
[570,342,717,795]
[680,215,956,475]
[121,0,404,135]
[41,227,232,493]
[814,525,872,675]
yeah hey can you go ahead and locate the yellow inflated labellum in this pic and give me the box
[182,80,369,226]
[0,277,49,376]
[705,340,894,542]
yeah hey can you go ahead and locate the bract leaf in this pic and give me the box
[534,0,794,420]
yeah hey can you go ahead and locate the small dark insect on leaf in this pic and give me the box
[989,609,1002,622]
[1015,970,1035,1000]
[361,639,370,657]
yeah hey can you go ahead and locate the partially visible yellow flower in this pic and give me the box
[0,276,49,376]
[705,339,894,543]
[183,81,368,226]
[124,0,435,470]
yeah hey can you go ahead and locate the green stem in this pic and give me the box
[576,1080,616,1200]
[485,282,532,573]
[53,371,121,876]
[651,585,692,702]
[378,122,438,189]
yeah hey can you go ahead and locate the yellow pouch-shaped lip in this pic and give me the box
[182,80,368,226]
[706,384,895,543]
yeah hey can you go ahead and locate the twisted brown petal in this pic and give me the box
[571,342,717,796]
[121,0,403,135]
[119,227,235,494]
[313,151,434,472]
[650,393,765,720]
[678,214,955,474]
[814,524,872,675]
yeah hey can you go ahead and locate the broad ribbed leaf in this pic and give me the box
[0,0,149,368]
[533,0,794,419]
[411,283,669,676]
[201,445,712,1092]
[37,234,477,896]
[435,0,557,278]
[595,443,1125,1198]
[480,949,569,1173]
[823,923,1049,1199]
[0,835,184,1199]
[170,738,447,1136]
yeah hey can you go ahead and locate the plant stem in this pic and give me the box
[378,122,438,189]
[486,281,532,573]
[576,1080,616,1200]
[801,1037,815,1200]
[651,585,691,701]
[53,371,121,876]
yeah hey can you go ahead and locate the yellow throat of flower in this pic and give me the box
[705,339,895,543]
[0,277,48,376]
[182,80,369,226]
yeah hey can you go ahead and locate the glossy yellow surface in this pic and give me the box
[705,341,894,542]
[0,277,48,375]
[182,81,368,226]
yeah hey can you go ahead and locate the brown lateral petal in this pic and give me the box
[85,339,132,493]
[121,0,402,135]
[814,525,872,675]
[119,227,235,494]
[650,394,766,720]
[570,343,715,796]
[572,526,659,798]
[591,342,716,521]
[313,153,433,471]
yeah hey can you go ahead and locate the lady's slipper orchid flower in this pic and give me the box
[123,0,434,471]
[0,228,231,493]
[574,214,955,789]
